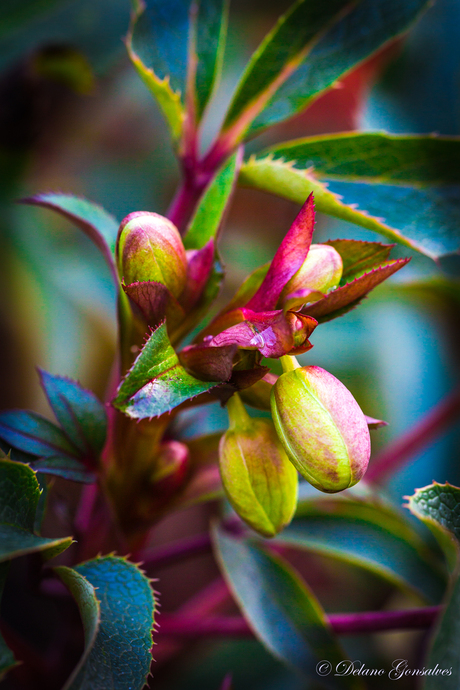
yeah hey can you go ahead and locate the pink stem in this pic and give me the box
[158,606,441,638]
[366,387,460,484]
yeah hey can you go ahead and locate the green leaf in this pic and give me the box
[213,525,361,688]
[240,133,460,259]
[407,483,460,571]
[0,0,66,40]
[113,322,218,419]
[56,556,156,690]
[221,0,353,145]
[266,132,460,185]
[0,457,72,562]
[21,193,119,282]
[190,0,229,120]
[184,149,242,250]
[276,491,446,603]
[0,562,17,680]
[245,0,431,138]
[39,370,107,461]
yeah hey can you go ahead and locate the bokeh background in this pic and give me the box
[0,0,459,688]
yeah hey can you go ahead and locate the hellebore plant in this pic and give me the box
[1,0,460,689]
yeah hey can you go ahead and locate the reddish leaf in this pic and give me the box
[304,258,410,322]
[246,194,315,311]
[365,415,388,429]
[180,344,237,382]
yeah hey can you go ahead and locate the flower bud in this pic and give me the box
[271,363,370,493]
[219,394,298,537]
[117,212,187,298]
[280,244,343,303]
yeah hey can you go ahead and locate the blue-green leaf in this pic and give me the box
[213,525,362,688]
[0,457,72,562]
[423,574,460,689]
[113,322,218,419]
[32,457,96,484]
[39,370,107,461]
[0,410,76,458]
[277,489,446,603]
[128,0,228,142]
[21,193,119,282]
[246,0,431,138]
[184,149,242,250]
[56,556,156,690]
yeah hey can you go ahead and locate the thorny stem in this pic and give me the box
[367,386,460,484]
[158,606,441,638]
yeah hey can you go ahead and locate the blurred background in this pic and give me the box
[0,0,459,688]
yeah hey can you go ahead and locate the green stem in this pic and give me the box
[280,355,300,373]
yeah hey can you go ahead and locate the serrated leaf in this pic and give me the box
[221,0,354,145]
[21,193,119,282]
[113,322,218,419]
[326,239,393,283]
[213,526,361,688]
[0,458,72,562]
[184,149,242,250]
[0,562,17,680]
[240,147,460,260]
[407,483,460,571]
[56,556,156,690]
[303,259,410,323]
[246,0,431,137]
[39,370,107,461]
[276,495,445,603]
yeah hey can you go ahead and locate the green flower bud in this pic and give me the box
[219,394,298,537]
[117,212,187,298]
[280,244,343,302]
[271,360,370,493]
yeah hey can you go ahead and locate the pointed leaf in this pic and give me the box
[213,526,361,688]
[39,370,107,462]
[21,193,119,282]
[407,483,460,571]
[276,495,445,604]
[184,149,242,250]
[0,458,72,562]
[113,322,218,419]
[0,410,77,458]
[56,556,156,690]
[364,415,387,429]
[246,194,315,311]
[221,0,354,144]
[303,259,410,322]
[326,239,394,283]
[246,0,431,137]
[180,343,236,382]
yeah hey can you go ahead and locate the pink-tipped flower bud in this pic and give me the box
[270,362,370,493]
[117,212,187,298]
[280,244,343,303]
[219,394,298,537]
